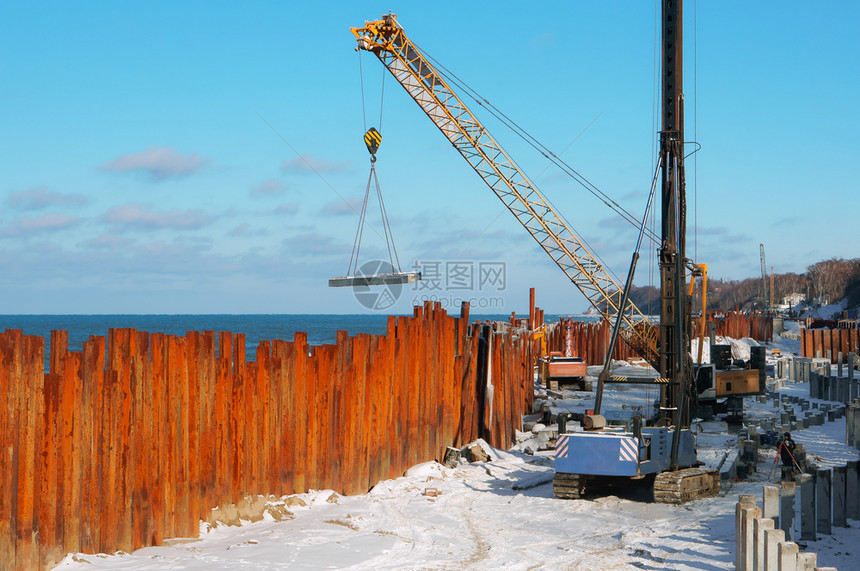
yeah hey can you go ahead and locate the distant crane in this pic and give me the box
[760,243,768,309]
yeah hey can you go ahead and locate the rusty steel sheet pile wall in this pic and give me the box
[709,311,773,342]
[0,301,534,570]
[545,319,638,365]
[802,328,860,362]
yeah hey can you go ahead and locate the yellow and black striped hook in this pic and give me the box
[364,127,381,160]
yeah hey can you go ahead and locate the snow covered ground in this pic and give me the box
[55,331,859,570]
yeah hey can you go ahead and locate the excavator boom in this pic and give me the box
[351,14,659,368]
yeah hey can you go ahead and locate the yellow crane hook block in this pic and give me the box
[364,127,381,156]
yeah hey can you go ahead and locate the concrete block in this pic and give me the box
[743,506,761,571]
[754,517,774,571]
[737,496,757,571]
[832,465,846,527]
[798,474,815,541]
[778,541,799,571]
[795,551,816,571]
[780,481,796,537]
[816,469,831,535]
[763,484,780,527]
[853,405,860,448]
[765,528,785,571]
[744,439,759,468]
[847,460,859,520]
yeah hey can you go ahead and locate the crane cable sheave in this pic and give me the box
[351,13,660,367]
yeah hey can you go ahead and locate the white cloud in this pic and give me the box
[320,197,363,216]
[79,233,136,251]
[101,202,212,230]
[275,202,300,215]
[7,187,90,210]
[0,213,81,238]
[251,179,288,197]
[99,146,211,180]
[228,223,270,237]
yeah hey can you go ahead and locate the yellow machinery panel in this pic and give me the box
[714,369,760,397]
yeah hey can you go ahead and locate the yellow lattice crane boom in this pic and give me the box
[351,14,660,368]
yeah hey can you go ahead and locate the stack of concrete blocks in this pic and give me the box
[809,353,859,405]
[848,400,860,450]
[797,460,860,541]
[736,489,835,571]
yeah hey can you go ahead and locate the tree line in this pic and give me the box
[620,258,860,313]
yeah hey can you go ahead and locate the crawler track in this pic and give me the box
[552,472,588,499]
[652,466,720,504]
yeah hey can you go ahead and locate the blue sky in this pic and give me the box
[1,2,857,314]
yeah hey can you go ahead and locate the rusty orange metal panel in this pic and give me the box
[365,336,380,491]
[163,335,179,541]
[117,329,135,553]
[408,318,422,469]
[279,340,296,496]
[0,332,14,568]
[293,332,308,494]
[80,336,103,554]
[185,332,201,537]
[243,360,257,495]
[149,333,166,546]
[323,344,337,490]
[130,332,149,552]
[308,346,323,491]
[98,368,119,554]
[37,372,62,569]
[175,334,190,538]
[305,346,320,492]
[346,334,365,495]
[361,334,376,492]
[16,335,43,570]
[199,331,216,518]
[61,352,83,556]
[377,335,392,485]
[256,341,273,495]
[388,324,405,478]
[50,330,68,377]
[330,331,350,493]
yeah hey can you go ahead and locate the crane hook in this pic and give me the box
[364,127,381,157]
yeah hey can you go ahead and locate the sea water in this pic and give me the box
[0,313,593,369]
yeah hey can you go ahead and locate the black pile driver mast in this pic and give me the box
[658,0,693,435]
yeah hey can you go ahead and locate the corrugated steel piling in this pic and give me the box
[0,304,535,570]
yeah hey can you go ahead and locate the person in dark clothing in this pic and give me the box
[777,432,797,477]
